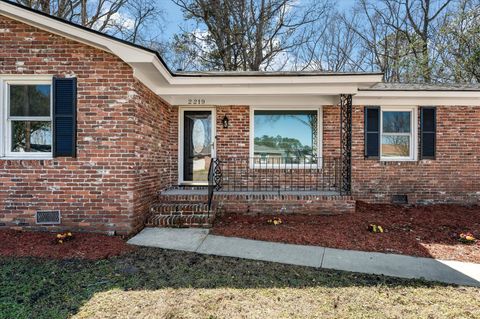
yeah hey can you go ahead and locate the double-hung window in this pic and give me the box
[380,107,416,161]
[250,108,320,167]
[1,78,53,158]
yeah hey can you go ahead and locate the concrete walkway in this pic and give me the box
[128,228,480,287]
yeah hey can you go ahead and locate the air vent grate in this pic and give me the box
[36,211,61,225]
[392,195,408,205]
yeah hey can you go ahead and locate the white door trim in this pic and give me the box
[178,106,216,185]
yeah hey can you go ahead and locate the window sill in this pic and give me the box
[379,158,416,162]
[0,155,53,160]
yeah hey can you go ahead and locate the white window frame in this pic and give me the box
[249,106,323,169]
[380,106,417,162]
[0,76,53,159]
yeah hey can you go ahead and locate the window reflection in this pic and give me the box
[10,85,51,117]
[11,121,52,152]
[253,110,317,164]
[381,135,410,157]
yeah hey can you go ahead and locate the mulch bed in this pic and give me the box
[0,230,134,260]
[212,202,480,263]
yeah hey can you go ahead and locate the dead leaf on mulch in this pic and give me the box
[212,201,480,263]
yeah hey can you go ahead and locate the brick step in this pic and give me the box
[157,195,209,203]
[152,202,210,214]
[147,202,215,228]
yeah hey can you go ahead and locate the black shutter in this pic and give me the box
[53,77,77,157]
[364,106,380,158]
[420,107,436,159]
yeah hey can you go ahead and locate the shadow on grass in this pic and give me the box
[0,246,469,319]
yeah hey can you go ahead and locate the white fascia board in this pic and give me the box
[355,90,480,106]
[156,84,359,96]
[357,90,480,98]
[167,74,383,86]
[354,96,480,106]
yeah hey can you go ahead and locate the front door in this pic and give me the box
[181,110,214,184]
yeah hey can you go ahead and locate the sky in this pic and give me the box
[158,0,191,41]
[157,0,357,41]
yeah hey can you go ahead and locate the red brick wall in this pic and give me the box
[131,80,175,232]
[322,106,341,159]
[168,106,179,184]
[158,193,355,216]
[215,106,250,158]
[0,16,172,234]
[352,105,480,204]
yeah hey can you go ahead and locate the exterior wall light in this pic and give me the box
[222,115,229,128]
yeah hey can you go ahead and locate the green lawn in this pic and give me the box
[1,247,479,319]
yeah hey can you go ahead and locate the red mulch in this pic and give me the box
[0,230,134,260]
[212,202,480,263]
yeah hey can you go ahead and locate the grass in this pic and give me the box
[1,247,479,319]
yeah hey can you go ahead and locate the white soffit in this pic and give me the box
[166,95,339,107]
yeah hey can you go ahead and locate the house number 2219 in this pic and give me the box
[188,98,206,105]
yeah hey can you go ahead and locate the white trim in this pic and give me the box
[354,91,480,106]
[357,90,480,98]
[249,106,323,169]
[178,106,216,185]
[379,106,417,162]
[167,75,382,86]
[0,76,53,160]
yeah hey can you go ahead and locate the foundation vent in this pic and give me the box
[391,195,408,205]
[36,211,61,225]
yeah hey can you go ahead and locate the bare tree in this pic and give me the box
[12,0,165,45]
[436,0,480,82]
[334,0,411,81]
[295,12,366,73]
[342,0,456,83]
[400,0,453,82]
[170,0,330,71]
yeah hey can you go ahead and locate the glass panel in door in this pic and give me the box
[183,111,212,183]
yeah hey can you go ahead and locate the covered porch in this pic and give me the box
[148,72,383,228]
[148,93,355,227]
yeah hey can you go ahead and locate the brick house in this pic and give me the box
[1,1,479,235]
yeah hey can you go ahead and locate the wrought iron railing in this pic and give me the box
[212,156,341,192]
[207,158,218,215]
